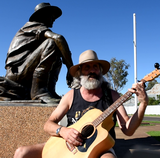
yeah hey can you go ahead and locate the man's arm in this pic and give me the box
[44,89,83,146]
[44,89,73,135]
[113,82,148,136]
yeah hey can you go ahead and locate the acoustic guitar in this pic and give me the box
[42,63,160,158]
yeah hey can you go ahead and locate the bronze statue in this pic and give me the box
[0,3,73,103]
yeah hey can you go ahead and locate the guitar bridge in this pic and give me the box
[66,142,78,154]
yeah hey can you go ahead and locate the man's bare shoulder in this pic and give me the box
[63,89,74,98]
[60,89,74,108]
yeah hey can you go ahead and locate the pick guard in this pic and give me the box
[77,130,97,152]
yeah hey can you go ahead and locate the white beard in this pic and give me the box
[80,74,103,90]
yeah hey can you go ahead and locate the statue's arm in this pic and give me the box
[44,31,73,69]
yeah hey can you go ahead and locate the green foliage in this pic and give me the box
[105,58,130,92]
[148,95,160,105]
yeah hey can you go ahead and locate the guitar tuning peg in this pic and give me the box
[154,63,160,69]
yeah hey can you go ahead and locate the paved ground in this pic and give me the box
[114,124,160,158]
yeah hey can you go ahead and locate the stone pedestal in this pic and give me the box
[0,101,57,158]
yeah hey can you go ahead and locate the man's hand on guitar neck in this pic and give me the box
[128,81,148,106]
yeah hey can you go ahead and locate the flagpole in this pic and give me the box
[133,13,138,110]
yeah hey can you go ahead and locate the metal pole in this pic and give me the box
[133,13,138,110]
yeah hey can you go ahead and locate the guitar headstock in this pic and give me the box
[142,63,160,83]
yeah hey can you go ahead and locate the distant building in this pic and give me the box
[146,83,160,99]
[124,83,160,106]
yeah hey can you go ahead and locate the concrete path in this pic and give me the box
[114,124,160,158]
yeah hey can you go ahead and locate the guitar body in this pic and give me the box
[42,109,115,158]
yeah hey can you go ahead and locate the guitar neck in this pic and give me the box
[92,65,160,127]
[92,91,133,127]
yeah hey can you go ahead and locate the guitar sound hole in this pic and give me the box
[81,124,94,139]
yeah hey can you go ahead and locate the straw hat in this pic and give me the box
[29,3,62,22]
[69,50,110,77]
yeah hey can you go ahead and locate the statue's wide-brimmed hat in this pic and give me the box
[29,3,62,21]
[69,50,110,77]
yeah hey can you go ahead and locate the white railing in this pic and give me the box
[124,105,160,115]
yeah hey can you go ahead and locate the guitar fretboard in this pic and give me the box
[92,91,133,127]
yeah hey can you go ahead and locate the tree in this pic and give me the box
[145,79,158,91]
[148,95,160,105]
[105,58,130,92]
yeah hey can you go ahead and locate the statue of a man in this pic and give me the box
[3,3,73,103]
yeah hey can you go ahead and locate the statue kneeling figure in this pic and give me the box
[0,3,73,104]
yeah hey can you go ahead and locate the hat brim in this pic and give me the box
[69,60,110,77]
[29,6,62,21]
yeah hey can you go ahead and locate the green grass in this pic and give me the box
[142,120,160,126]
[144,115,160,117]
[115,120,160,127]
[129,114,160,117]
[147,131,160,142]
[144,120,160,142]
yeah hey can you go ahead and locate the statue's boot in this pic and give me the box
[48,58,62,100]
[31,71,60,104]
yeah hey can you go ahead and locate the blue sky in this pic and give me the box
[0,0,160,96]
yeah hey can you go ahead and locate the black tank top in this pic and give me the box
[66,88,117,139]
